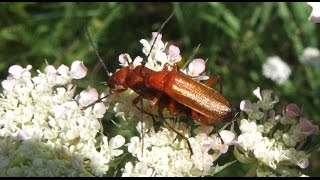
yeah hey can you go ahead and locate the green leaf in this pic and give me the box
[234,145,256,164]
[206,160,237,176]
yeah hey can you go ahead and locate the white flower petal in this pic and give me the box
[93,102,106,118]
[57,64,69,76]
[188,59,206,76]
[45,65,57,74]
[119,53,132,67]
[70,60,87,79]
[240,100,252,111]
[110,135,125,149]
[219,130,235,144]
[1,79,15,90]
[8,65,23,77]
[307,2,320,23]
[253,87,262,100]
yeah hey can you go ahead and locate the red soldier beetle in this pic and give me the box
[107,60,236,126]
[85,12,236,155]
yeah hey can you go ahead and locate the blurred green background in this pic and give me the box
[0,2,319,176]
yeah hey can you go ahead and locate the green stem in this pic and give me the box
[260,109,268,127]
[245,161,259,177]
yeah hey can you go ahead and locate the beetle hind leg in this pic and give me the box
[205,75,223,94]
[163,118,194,156]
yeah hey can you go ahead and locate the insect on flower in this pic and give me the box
[85,12,236,155]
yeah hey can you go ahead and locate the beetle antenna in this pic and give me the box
[144,12,174,66]
[182,44,201,69]
[86,28,110,77]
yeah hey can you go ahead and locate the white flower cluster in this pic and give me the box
[0,61,125,176]
[299,47,320,66]
[121,32,209,80]
[122,118,236,177]
[262,56,291,85]
[235,87,319,177]
[140,32,182,71]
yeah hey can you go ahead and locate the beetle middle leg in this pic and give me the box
[132,95,159,157]
[132,96,159,117]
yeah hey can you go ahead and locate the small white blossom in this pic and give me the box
[307,2,320,23]
[299,47,320,66]
[70,60,87,79]
[297,117,319,136]
[168,45,182,63]
[240,100,264,120]
[122,161,154,177]
[262,56,291,85]
[253,87,279,111]
[118,53,143,68]
[110,89,156,121]
[180,58,209,81]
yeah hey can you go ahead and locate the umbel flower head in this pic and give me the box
[299,47,320,66]
[0,61,125,176]
[235,87,319,177]
[122,118,236,177]
[262,56,291,85]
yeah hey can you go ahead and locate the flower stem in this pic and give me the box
[245,162,259,177]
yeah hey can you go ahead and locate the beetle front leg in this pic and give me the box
[150,91,165,109]
[82,88,128,110]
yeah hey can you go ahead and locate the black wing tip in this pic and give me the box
[222,107,238,122]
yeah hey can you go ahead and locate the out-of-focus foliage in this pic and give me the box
[0,2,319,176]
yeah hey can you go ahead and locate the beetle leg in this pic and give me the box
[163,63,171,71]
[82,88,128,110]
[110,88,128,94]
[191,110,214,125]
[163,118,193,156]
[157,104,165,119]
[205,75,223,94]
[132,96,158,117]
[172,63,179,72]
[163,63,179,72]
[154,93,185,117]
[168,99,184,116]
[191,110,203,123]
[150,91,164,109]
